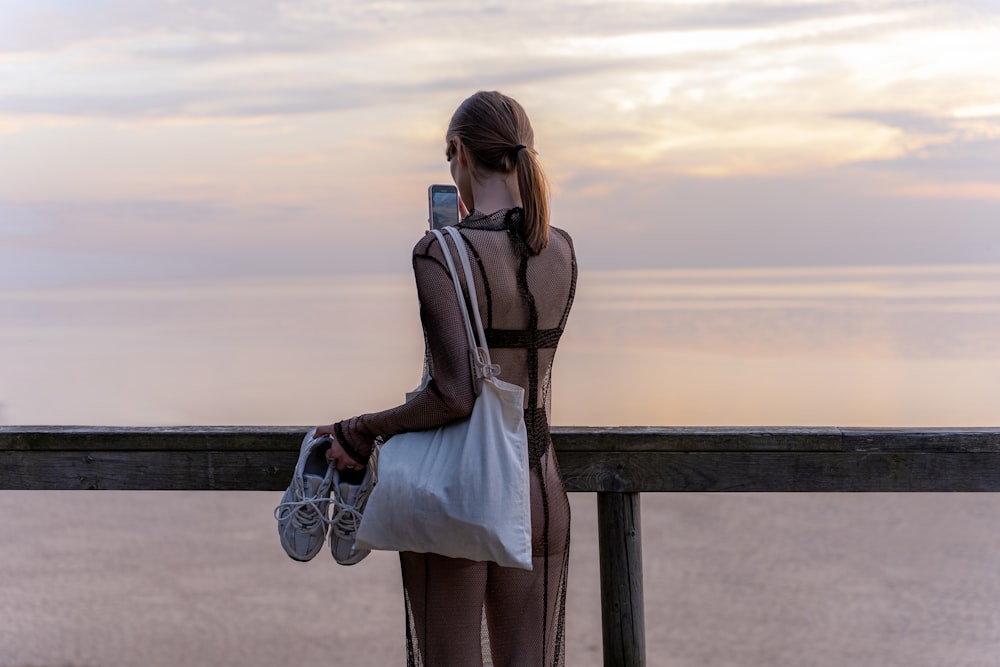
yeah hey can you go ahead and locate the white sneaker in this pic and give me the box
[329,446,378,566]
[274,428,335,562]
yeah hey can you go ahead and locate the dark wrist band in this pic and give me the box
[335,422,366,464]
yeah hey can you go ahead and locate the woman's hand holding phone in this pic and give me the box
[428,184,460,230]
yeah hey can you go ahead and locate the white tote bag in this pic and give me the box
[355,227,532,570]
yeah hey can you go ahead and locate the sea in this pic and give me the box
[2,263,998,427]
[2,263,1000,666]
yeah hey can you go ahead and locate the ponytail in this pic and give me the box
[448,91,551,254]
[514,146,550,254]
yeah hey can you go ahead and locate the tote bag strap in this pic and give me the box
[444,226,494,370]
[429,228,498,383]
[429,229,489,380]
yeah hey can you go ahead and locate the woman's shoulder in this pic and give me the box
[547,225,576,258]
[413,227,454,252]
[412,231,437,254]
[549,225,574,245]
[411,230,449,268]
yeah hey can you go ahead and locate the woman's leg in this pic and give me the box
[484,454,571,666]
[399,551,488,666]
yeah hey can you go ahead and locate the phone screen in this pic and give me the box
[429,184,459,230]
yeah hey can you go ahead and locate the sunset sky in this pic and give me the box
[3,0,998,290]
[5,11,1000,664]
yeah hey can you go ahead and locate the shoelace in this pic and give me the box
[275,443,380,537]
[273,494,330,532]
[274,491,364,535]
[329,448,378,538]
[329,500,364,537]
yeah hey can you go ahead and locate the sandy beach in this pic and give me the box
[3,491,1000,666]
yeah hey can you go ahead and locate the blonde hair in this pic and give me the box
[447,91,550,254]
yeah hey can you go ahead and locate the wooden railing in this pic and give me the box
[3,425,1000,666]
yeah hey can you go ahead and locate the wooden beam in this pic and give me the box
[3,426,999,492]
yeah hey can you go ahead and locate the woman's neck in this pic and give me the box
[469,170,520,215]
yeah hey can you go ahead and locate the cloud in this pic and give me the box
[1,0,972,121]
[555,167,1000,270]
[835,110,958,135]
[6,156,997,294]
[1,0,997,292]
[0,205,59,236]
[2,0,991,196]
[0,1,885,56]
[0,83,410,119]
[852,137,1000,184]
[0,0,318,55]
[1,198,421,288]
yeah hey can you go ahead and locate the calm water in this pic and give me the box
[2,263,998,427]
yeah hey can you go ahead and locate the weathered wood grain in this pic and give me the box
[3,426,1000,491]
[552,426,847,452]
[5,426,997,452]
[0,426,305,452]
[557,451,1000,492]
[598,492,645,667]
[0,451,291,490]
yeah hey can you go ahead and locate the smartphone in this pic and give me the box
[428,184,459,230]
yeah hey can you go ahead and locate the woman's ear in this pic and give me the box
[454,137,470,167]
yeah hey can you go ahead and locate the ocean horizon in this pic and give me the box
[2,262,998,428]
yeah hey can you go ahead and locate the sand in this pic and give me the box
[3,491,1000,666]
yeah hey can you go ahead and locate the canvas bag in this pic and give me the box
[355,227,532,570]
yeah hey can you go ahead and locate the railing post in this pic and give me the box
[597,491,646,667]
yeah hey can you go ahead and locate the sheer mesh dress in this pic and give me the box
[334,208,577,666]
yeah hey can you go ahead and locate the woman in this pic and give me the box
[315,90,577,667]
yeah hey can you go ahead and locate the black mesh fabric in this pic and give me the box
[334,207,577,666]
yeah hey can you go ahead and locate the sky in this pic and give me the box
[2,0,1000,429]
[2,0,999,290]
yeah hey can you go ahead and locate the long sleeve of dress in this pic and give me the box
[333,233,477,463]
